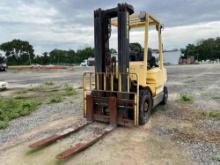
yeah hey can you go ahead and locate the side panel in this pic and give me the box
[147,68,165,95]
[129,62,167,96]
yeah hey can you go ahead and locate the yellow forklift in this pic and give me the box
[83,3,168,126]
[29,3,168,160]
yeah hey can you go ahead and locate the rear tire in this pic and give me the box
[161,86,168,105]
[139,89,153,125]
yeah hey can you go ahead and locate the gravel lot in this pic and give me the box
[0,64,219,165]
[0,66,91,85]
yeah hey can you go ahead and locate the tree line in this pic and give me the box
[1,37,220,65]
[0,39,95,65]
[181,37,220,61]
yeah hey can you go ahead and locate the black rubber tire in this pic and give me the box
[139,89,153,125]
[161,86,168,105]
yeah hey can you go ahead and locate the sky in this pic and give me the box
[0,0,220,54]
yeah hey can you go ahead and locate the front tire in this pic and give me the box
[139,89,153,125]
[161,86,168,105]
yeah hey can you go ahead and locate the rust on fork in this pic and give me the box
[29,121,91,148]
[56,126,115,160]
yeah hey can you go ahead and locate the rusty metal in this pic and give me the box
[93,114,134,127]
[29,122,90,148]
[56,126,115,160]
[93,96,135,104]
[86,95,94,121]
[109,97,117,126]
[117,118,134,127]
[94,114,110,122]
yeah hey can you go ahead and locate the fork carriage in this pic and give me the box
[83,72,139,127]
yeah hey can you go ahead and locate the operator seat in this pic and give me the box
[148,48,157,68]
[128,43,157,68]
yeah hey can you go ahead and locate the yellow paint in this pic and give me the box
[128,62,167,96]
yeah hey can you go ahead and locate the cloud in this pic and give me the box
[0,0,220,53]
[0,1,58,24]
[128,21,220,49]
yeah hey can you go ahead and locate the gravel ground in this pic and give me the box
[151,108,220,165]
[157,64,220,165]
[0,64,220,165]
[184,142,220,165]
[0,66,92,85]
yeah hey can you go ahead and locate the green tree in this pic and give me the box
[66,49,76,64]
[0,39,34,65]
[0,53,6,63]
[34,52,50,65]
[75,47,94,63]
[182,37,220,61]
[49,49,67,64]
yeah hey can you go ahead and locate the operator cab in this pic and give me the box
[129,43,158,69]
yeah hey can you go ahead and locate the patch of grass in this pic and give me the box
[212,96,220,100]
[44,81,54,86]
[0,98,40,129]
[54,160,63,165]
[0,82,77,129]
[0,109,9,128]
[200,110,220,120]
[185,80,196,83]
[208,111,220,119]
[14,95,26,99]
[212,155,220,162]
[48,96,63,103]
[179,93,194,103]
[0,120,9,129]
[64,83,76,96]
[27,86,41,92]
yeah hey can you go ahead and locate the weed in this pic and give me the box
[0,109,9,128]
[212,96,220,100]
[14,95,26,99]
[48,96,63,103]
[208,111,220,119]
[200,110,220,120]
[0,98,40,129]
[0,120,9,129]
[212,155,220,162]
[64,83,76,96]
[44,81,54,86]
[185,80,196,84]
[179,93,194,103]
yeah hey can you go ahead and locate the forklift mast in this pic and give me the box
[94,3,134,92]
